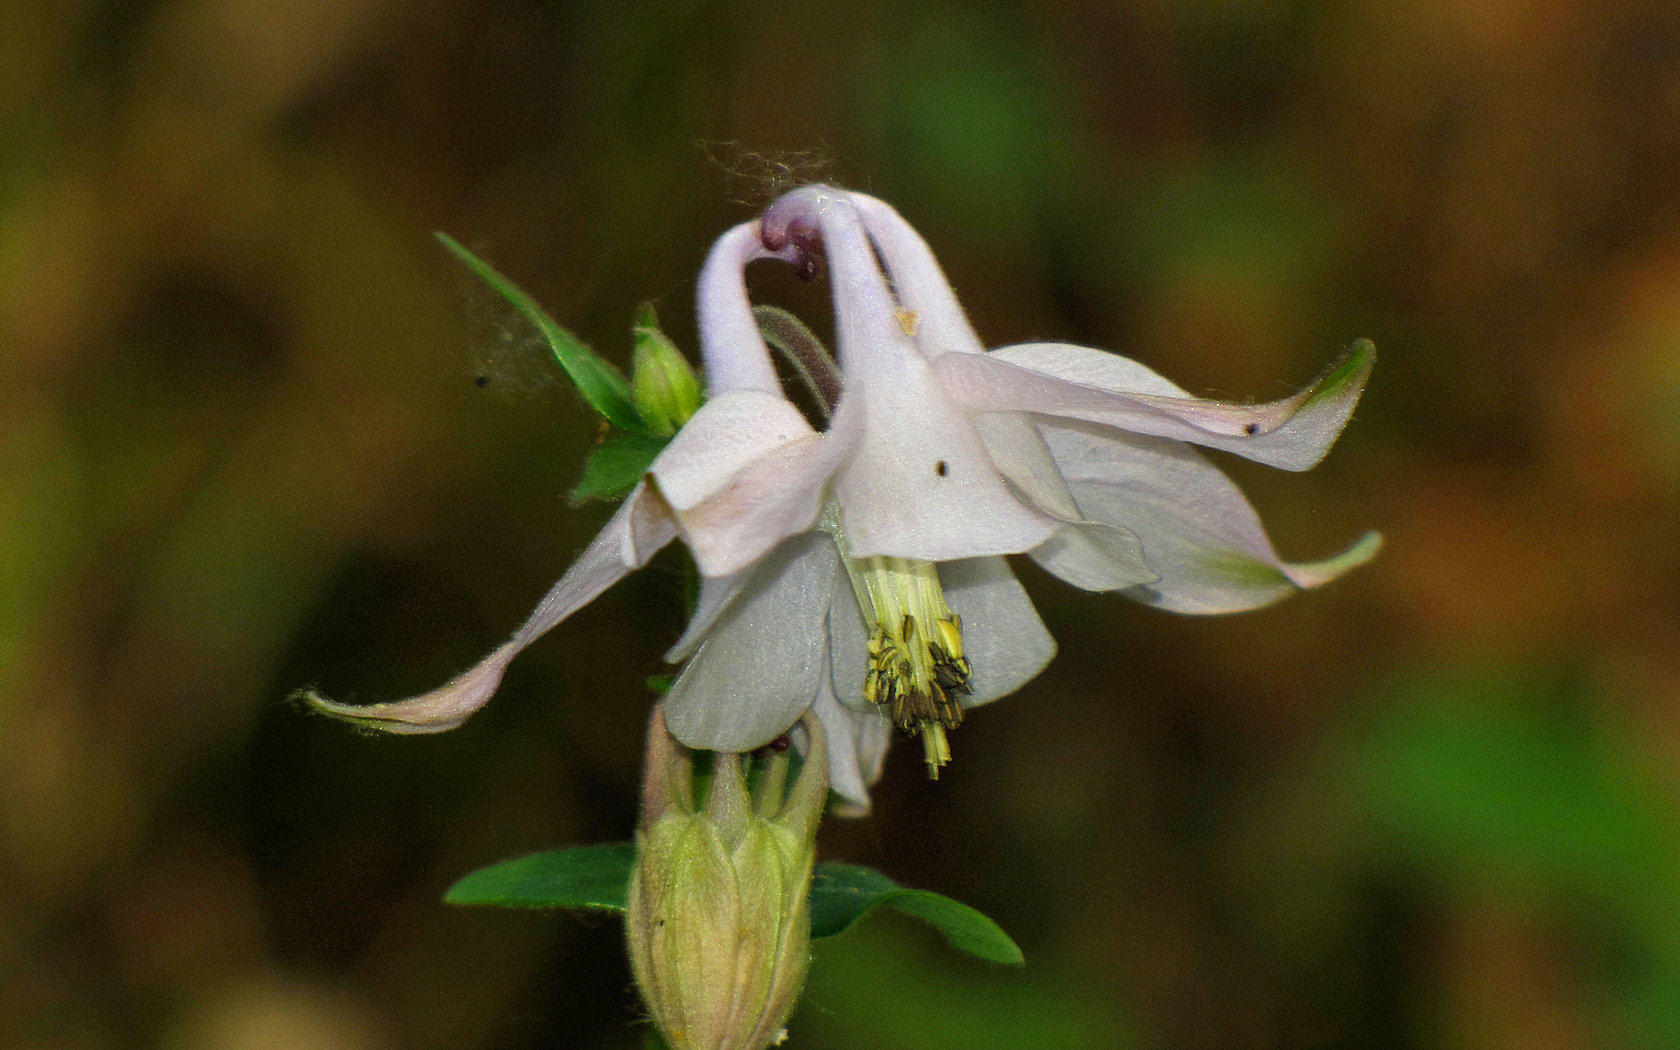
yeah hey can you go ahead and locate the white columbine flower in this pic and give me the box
[308,185,1378,814]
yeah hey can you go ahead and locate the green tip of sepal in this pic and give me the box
[1308,338,1376,408]
[288,684,474,735]
[290,687,394,733]
[1285,530,1384,589]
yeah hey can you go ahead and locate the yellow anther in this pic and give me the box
[838,553,973,778]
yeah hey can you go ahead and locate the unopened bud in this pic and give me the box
[627,707,826,1050]
[631,303,702,436]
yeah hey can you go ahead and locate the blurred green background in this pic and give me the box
[7,0,1680,1047]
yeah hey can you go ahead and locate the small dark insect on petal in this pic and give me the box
[934,460,948,476]
[1244,422,1259,435]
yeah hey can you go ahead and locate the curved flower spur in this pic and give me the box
[304,185,1379,813]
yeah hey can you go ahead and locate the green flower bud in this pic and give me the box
[627,707,827,1050]
[631,304,702,436]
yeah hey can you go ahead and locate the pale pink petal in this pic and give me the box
[938,556,1057,706]
[669,430,844,577]
[974,412,1157,590]
[646,386,846,577]
[936,339,1374,471]
[830,360,1059,560]
[662,533,840,752]
[647,389,815,511]
[1041,420,1381,613]
[302,483,675,732]
[763,188,1058,561]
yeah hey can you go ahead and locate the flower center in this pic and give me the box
[846,556,972,779]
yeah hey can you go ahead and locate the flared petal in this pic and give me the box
[669,431,845,578]
[969,408,1161,591]
[809,674,892,818]
[302,482,675,732]
[972,410,1157,590]
[938,556,1057,706]
[935,339,1374,471]
[1040,420,1382,613]
[648,388,844,577]
[663,533,841,752]
[648,389,815,509]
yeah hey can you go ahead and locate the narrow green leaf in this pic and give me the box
[444,841,635,911]
[809,863,1024,965]
[569,433,669,503]
[435,232,648,433]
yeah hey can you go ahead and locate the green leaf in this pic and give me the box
[444,842,635,911]
[569,433,668,503]
[809,863,1024,965]
[435,232,648,434]
[445,850,1023,966]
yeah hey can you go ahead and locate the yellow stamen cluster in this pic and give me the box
[849,556,973,778]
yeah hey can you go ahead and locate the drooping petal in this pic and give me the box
[825,568,870,709]
[762,187,1058,562]
[1040,420,1382,613]
[935,339,1374,471]
[937,556,1057,706]
[809,675,892,818]
[662,533,840,752]
[664,566,748,663]
[302,482,676,732]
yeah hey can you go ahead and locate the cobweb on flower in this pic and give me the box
[699,141,837,209]
[449,240,567,404]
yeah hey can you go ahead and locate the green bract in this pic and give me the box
[632,303,704,436]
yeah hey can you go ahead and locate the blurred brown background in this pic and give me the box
[6,0,1680,1047]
